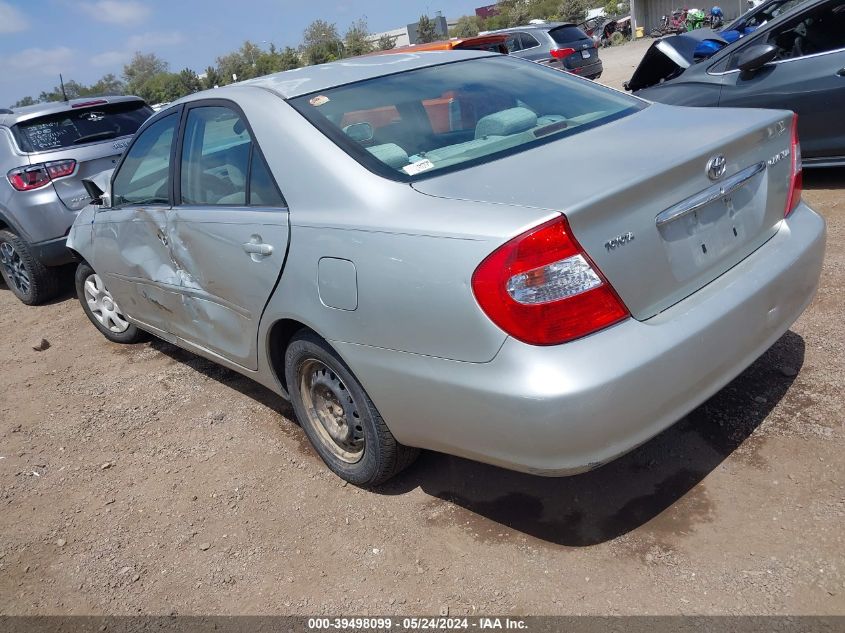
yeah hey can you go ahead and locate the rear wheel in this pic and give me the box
[0,230,61,305]
[285,331,419,486]
[75,262,146,344]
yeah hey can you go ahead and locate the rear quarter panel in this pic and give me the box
[238,88,557,368]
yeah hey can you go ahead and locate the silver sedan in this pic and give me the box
[67,51,825,485]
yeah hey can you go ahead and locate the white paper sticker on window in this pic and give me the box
[402,159,434,176]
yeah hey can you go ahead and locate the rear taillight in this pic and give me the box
[472,216,629,346]
[785,115,802,217]
[550,47,576,59]
[7,159,76,192]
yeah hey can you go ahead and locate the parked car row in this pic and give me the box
[1,45,827,487]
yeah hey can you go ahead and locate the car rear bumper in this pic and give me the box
[31,235,75,266]
[334,202,825,475]
[546,58,604,79]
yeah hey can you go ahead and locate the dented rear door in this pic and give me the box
[165,104,289,371]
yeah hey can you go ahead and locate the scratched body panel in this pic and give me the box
[92,206,184,334]
[167,206,289,370]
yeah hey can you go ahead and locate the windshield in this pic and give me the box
[13,101,153,153]
[290,56,643,181]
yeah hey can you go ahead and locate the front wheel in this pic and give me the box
[0,230,61,305]
[75,262,147,344]
[285,331,419,486]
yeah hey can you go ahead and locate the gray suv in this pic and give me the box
[487,23,603,79]
[0,96,152,304]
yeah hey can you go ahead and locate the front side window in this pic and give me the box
[728,0,845,68]
[290,56,643,181]
[112,113,177,207]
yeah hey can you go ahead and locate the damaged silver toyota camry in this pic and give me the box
[67,51,825,485]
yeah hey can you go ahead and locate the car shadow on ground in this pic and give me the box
[803,167,845,190]
[149,326,804,548]
[377,330,805,546]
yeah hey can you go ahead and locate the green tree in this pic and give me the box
[88,73,125,96]
[450,15,480,38]
[201,66,224,89]
[12,96,36,108]
[416,15,438,43]
[216,41,258,83]
[558,0,588,22]
[254,44,302,76]
[377,34,397,50]
[603,0,620,15]
[123,52,169,96]
[301,19,343,65]
[177,68,202,95]
[38,80,86,102]
[344,18,374,57]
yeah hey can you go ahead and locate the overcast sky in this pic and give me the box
[0,0,485,106]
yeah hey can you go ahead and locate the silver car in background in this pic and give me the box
[0,97,152,304]
[68,51,825,486]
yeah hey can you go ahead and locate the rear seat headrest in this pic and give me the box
[475,107,538,139]
[366,143,409,170]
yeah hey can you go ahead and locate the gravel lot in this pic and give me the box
[0,43,843,616]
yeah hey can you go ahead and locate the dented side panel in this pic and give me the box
[165,206,289,370]
[91,205,184,334]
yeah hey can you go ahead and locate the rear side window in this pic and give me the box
[548,25,591,44]
[13,101,152,152]
[112,113,177,207]
[180,106,284,207]
[519,33,541,49]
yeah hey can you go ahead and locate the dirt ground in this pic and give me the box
[0,43,843,617]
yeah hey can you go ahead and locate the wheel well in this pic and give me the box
[267,318,314,393]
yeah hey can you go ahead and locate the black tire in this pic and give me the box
[0,229,61,305]
[75,262,147,344]
[285,330,419,486]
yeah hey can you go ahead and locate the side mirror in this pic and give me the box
[82,178,105,206]
[736,44,778,74]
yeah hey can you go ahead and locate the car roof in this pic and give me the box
[0,95,146,127]
[206,49,497,101]
[483,22,578,34]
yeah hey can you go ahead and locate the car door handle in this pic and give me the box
[242,241,273,257]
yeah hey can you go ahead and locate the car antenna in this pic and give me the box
[60,74,69,102]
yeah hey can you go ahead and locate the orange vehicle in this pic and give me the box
[349,35,511,133]
[371,34,509,56]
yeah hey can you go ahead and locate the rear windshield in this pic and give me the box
[549,25,591,43]
[290,56,643,181]
[13,101,153,152]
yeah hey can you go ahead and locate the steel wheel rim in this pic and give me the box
[83,273,130,333]
[298,358,365,464]
[0,241,31,295]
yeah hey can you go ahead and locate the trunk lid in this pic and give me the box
[625,30,728,91]
[412,103,797,320]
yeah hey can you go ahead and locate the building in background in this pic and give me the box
[475,4,501,19]
[631,0,746,30]
[368,12,449,49]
